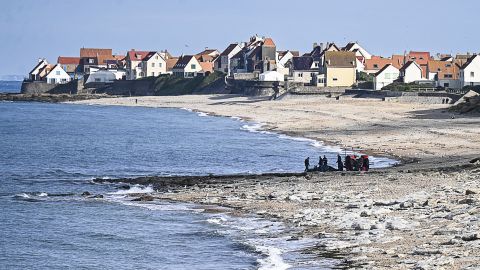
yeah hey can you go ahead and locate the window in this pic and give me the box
[191,64,196,69]
[139,72,144,77]
[471,72,475,77]
[50,78,56,84]
[446,64,452,67]
[298,73,303,77]
[155,56,159,60]
[152,72,155,76]
[56,71,61,75]
[333,78,338,81]
[314,63,318,67]
[444,74,453,78]
[437,68,441,72]
[88,59,94,64]
[159,63,162,67]
[61,78,67,82]
[373,64,378,68]
[95,78,101,82]
[152,63,155,67]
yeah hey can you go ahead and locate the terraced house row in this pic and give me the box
[26,35,480,91]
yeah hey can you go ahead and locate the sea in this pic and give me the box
[0,81,396,269]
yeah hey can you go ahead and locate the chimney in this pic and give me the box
[320,43,324,52]
[313,42,318,49]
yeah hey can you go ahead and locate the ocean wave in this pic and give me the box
[197,112,209,117]
[180,107,193,112]
[256,245,291,270]
[107,185,154,195]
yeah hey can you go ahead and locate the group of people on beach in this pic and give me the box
[304,154,370,172]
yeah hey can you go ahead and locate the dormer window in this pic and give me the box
[446,64,452,67]
[373,64,378,68]
[136,54,141,59]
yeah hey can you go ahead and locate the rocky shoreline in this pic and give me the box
[94,155,480,269]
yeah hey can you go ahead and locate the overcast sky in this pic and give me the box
[0,0,478,76]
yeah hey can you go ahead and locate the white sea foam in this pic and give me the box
[256,245,291,270]
[108,185,154,195]
[197,112,209,117]
[206,216,228,225]
[38,192,48,197]
[180,107,193,112]
[230,116,244,122]
[15,193,31,199]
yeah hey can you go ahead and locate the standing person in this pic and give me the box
[353,156,358,171]
[337,154,343,171]
[323,155,328,170]
[345,155,352,171]
[304,157,310,172]
[318,156,323,167]
[364,156,370,171]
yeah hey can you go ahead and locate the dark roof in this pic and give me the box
[196,49,218,56]
[343,42,356,51]
[460,55,479,69]
[220,43,239,56]
[173,55,195,69]
[291,56,314,71]
[29,60,47,74]
[374,64,395,77]
[400,61,420,72]
[325,51,356,68]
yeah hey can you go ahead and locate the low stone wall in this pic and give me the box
[228,79,285,96]
[345,89,462,104]
[21,80,82,94]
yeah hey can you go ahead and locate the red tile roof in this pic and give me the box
[364,56,392,71]
[57,56,81,65]
[263,38,276,47]
[80,48,112,58]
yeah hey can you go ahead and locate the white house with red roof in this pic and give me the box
[125,50,167,80]
[28,59,49,81]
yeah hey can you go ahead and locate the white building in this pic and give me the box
[29,59,49,81]
[459,55,480,88]
[373,64,400,90]
[400,61,423,83]
[259,71,284,82]
[172,55,203,78]
[125,50,167,80]
[215,43,243,74]
[343,42,372,60]
[45,65,71,84]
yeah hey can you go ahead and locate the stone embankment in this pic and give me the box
[0,93,114,103]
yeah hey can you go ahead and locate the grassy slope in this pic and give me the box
[152,72,225,95]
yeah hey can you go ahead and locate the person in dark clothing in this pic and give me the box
[352,157,358,171]
[364,157,370,171]
[337,154,343,171]
[322,155,328,171]
[318,156,323,167]
[345,156,352,171]
[304,157,310,172]
[359,156,365,171]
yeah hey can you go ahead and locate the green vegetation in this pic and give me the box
[357,71,373,82]
[152,72,225,95]
[382,82,436,92]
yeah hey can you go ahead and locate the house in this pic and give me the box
[306,42,339,71]
[172,55,203,78]
[89,66,126,81]
[196,49,220,59]
[259,71,284,82]
[342,42,372,60]
[406,51,431,78]
[373,64,400,90]
[215,43,243,74]
[166,57,179,74]
[400,61,423,83]
[289,56,318,85]
[276,50,299,77]
[57,57,81,78]
[80,48,114,74]
[29,59,49,81]
[125,50,167,80]
[44,64,71,84]
[229,36,277,75]
[427,60,460,89]
[391,55,406,69]
[459,55,480,88]
[364,56,393,74]
[322,51,356,87]
[37,64,55,81]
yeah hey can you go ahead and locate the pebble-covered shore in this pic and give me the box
[96,156,480,269]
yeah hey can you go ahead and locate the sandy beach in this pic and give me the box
[75,95,480,269]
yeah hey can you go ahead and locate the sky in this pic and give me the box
[0,0,478,76]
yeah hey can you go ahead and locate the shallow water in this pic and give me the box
[0,101,396,269]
